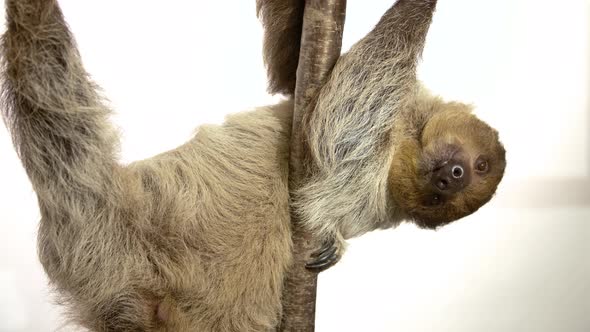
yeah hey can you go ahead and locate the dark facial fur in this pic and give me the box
[389,104,506,230]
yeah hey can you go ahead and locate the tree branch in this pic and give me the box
[278,1,346,331]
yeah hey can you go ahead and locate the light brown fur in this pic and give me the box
[1,0,505,330]
[2,2,292,330]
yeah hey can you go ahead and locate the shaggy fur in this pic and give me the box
[2,1,292,330]
[293,0,505,243]
[1,0,505,331]
[256,0,304,95]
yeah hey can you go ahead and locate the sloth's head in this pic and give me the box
[388,102,506,230]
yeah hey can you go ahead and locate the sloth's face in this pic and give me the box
[388,106,506,230]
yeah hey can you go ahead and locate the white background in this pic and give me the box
[0,0,589,331]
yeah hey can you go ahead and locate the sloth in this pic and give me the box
[1,0,505,331]
[259,0,506,268]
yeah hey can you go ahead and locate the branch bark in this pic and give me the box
[278,1,346,331]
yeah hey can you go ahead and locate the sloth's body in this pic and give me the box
[1,0,505,330]
[122,103,294,329]
[42,100,296,330]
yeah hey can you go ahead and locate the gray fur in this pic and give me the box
[2,1,292,330]
[295,0,438,238]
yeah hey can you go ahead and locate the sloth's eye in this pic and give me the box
[475,157,489,173]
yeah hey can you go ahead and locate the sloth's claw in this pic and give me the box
[306,237,341,272]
